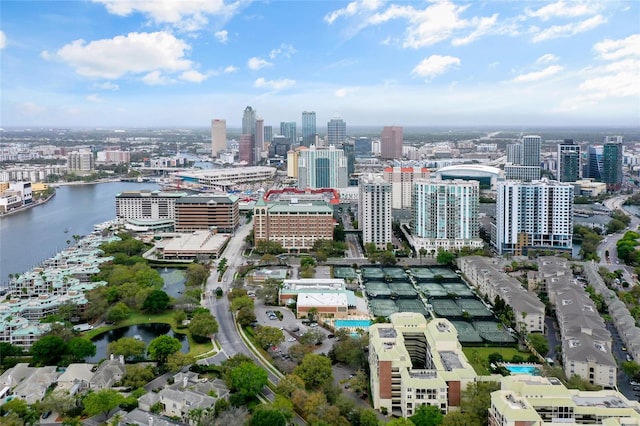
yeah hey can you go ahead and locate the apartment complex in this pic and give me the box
[538,257,617,388]
[67,149,95,174]
[296,145,348,189]
[253,197,334,253]
[503,135,542,182]
[369,313,477,417]
[174,195,239,233]
[411,178,483,253]
[359,173,392,250]
[457,256,545,334]
[489,375,640,426]
[382,166,430,209]
[494,179,573,256]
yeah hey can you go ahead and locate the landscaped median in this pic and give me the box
[82,311,214,358]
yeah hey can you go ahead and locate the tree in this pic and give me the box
[527,333,549,356]
[30,335,66,365]
[83,389,125,420]
[436,250,456,265]
[108,337,146,359]
[275,374,305,398]
[123,364,156,389]
[256,278,280,305]
[461,381,500,426]
[67,337,96,362]
[42,392,77,417]
[237,306,257,327]
[227,362,269,398]
[298,329,325,346]
[441,411,482,426]
[186,263,210,287]
[348,369,369,397]
[360,408,381,426]
[254,326,285,349]
[166,352,195,372]
[0,342,23,364]
[231,295,255,312]
[294,353,333,389]
[147,335,182,365]
[387,419,416,426]
[410,404,443,426]
[188,312,219,342]
[142,290,170,313]
[106,302,131,323]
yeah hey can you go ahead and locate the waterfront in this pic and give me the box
[0,181,159,286]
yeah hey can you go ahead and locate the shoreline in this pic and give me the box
[0,192,56,218]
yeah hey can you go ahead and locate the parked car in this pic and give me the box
[310,323,319,328]
[328,334,335,339]
[41,411,52,420]
[287,337,296,342]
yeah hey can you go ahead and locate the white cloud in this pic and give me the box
[247,57,272,70]
[412,55,460,79]
[594,34,640,60]
[325,0,383,24]
[14,102,47,116]
[179,70,209,83]
[42,32,193,79]
[269,43,297,60]
[526,1,601,21]
[452,14,498,46]
[93,0,237,31]
[86,94,105,103]
[532,15,605,42]
[91,82,120,91]
[142,70,173,85]
[253,77,295,91]
[0,31,6,49]
[537,53,559,64]
[512,65,564,82]
[335,87,359,97]
[224,65,238,73]
[214,30,228,44]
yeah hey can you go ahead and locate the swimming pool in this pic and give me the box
[334,319,372,328]
[503,364,541,375]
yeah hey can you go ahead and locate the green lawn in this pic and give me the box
[463,346,532,375]
[82,311,213,357]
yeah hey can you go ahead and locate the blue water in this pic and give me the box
[504,365,540,375]
[335,319,372,328]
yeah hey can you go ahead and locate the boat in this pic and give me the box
[133,334,143,341]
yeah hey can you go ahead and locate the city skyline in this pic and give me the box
[1,1,639,128]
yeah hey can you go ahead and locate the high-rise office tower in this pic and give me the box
[238,134,254,165]
[280,122,297,146]
[494,179,573,255]
[264,126,273,144]
[380,126,403,160]
[296,145,348,189]
[327,116,346,146]
[602,141,623,191]
[340,141,355,183]
[383,166,430,209]
[301,111,316,147]
[557,139,580,182]
[211,119,227,158]
[255,118,265,151]
[586,145,604,180]
[359,173,392,250]
[522,135,542,167]
[242,106,256,136]
[355,137,372,157]
[411,178,483,252]
[605,135,624,144]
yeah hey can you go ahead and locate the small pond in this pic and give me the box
[86,323,189,363]
[159,268,187,298]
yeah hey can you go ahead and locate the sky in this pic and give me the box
[0,0,639,129]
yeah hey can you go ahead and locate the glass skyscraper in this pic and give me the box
[327,116,346,146]
[301,111,316,147]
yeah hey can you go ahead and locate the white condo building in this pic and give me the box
[494,179,573,255]
[383,166,430,209]
[297,145,348,189]
[411,179,483,253]
[359,173,392,250]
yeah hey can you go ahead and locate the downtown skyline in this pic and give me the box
[1,0,639,128]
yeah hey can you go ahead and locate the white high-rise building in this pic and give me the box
[494,179,573,255]
[211,119,226,157]
[411,179,483,253]
[383,166,430,209]
[359,173,392,250]
[297,145,348,189]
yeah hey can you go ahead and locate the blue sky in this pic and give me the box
[1,0,639,128]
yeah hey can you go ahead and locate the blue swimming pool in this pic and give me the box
[504,364,541,375]
[335,319,372,328]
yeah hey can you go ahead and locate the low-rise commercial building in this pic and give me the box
[369,313,477,417]
[279,279,361,319]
